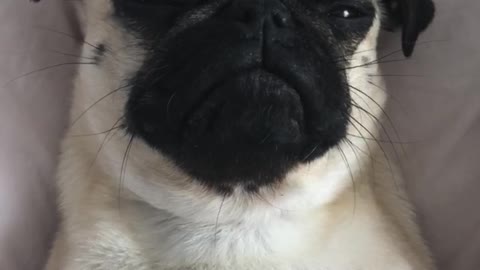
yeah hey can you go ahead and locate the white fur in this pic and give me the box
[46,1,435,269]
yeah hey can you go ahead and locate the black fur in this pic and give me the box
[30,0,435,56]
[115,0,377,192]
[382,0,435,56]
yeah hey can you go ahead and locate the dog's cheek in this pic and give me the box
[346,16,386,139]
[70,1,147,132]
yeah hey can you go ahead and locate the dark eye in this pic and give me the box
[328,5,369,19]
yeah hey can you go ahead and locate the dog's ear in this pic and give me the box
[382,0,435,57]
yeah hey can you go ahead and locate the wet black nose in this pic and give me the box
[224,0,293,33]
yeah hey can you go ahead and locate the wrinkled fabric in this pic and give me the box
[0,0,479,270]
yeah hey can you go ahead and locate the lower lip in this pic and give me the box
[182,68,304,143]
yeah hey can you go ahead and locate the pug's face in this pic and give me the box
[71,0,433,197]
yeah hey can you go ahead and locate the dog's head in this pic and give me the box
[54,0,434,211]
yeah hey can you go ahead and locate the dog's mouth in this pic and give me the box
[181,68,304,146]
[126,55,349,192]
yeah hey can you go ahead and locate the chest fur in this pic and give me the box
[66,189,415,270]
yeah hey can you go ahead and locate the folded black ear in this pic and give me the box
[383,0,435,57]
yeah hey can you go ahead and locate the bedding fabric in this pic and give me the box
[0,0,479,270]
[0,0,80,269]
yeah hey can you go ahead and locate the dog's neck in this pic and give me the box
[117,179,360,269]
[81,135,375,269]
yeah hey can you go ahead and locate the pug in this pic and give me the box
[39,0,436,269]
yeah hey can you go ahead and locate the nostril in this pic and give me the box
[228,0,292,29]
[272,12,289,28]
